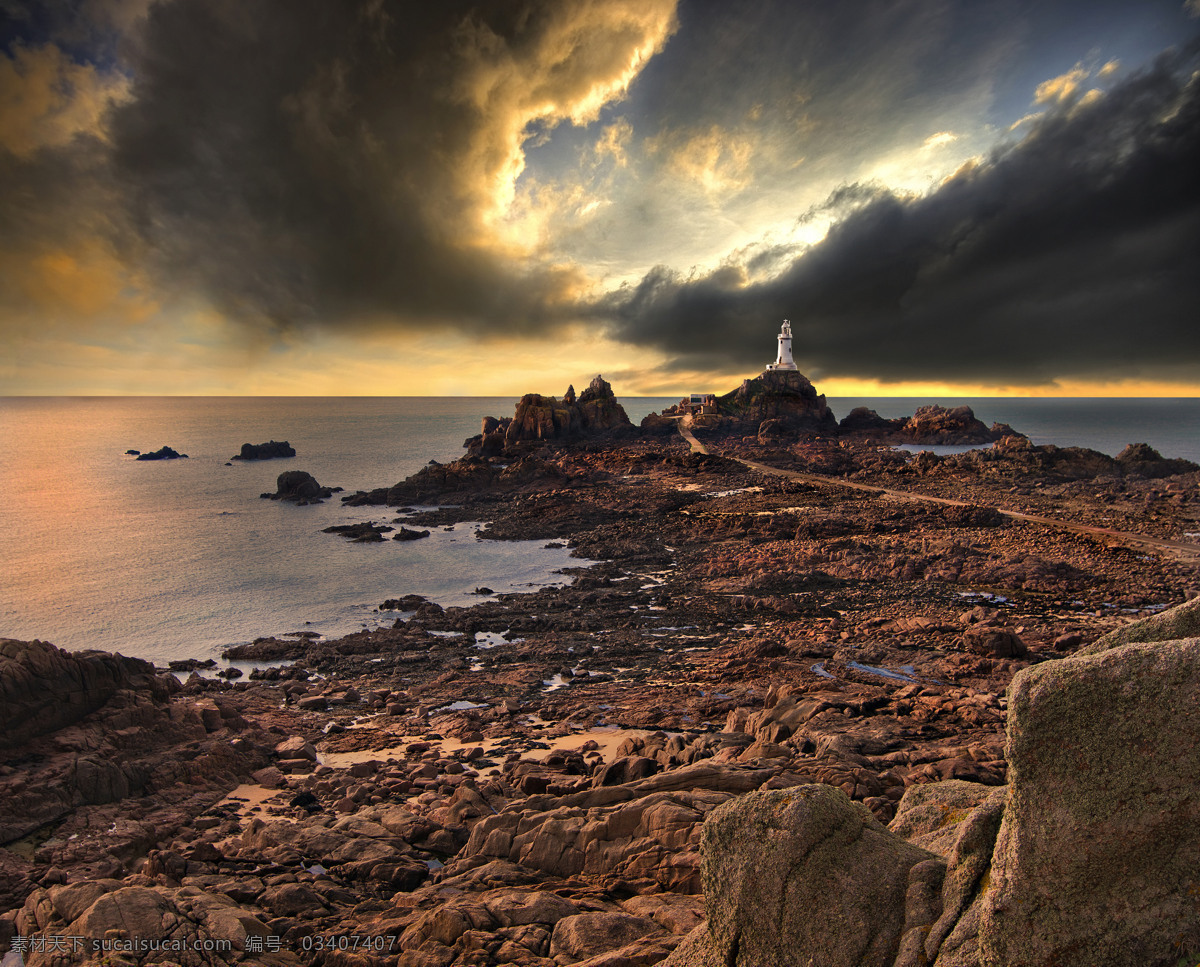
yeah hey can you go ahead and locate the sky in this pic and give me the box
[1,0,1198,397]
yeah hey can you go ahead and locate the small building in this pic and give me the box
[680,393,717,415]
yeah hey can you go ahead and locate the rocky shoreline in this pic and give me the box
[3,379,1199,966]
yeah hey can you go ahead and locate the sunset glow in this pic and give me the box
[2,1,1197,398]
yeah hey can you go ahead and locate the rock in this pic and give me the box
[222,636,308,661]
[379,594,434,611]
[961,625,1027,658]
[231,440,296,460]
[0,639,173,751]
[465,374,635,454]
[1080,594,1200,656]
[671,784,937,967]
[978,637,1200,966]
[901,405,1012,445]
[922,786,1005,965]
[887,779,996,859]
[134,446,187,460]
[1052,631,1083,651]
[262,470,336,504]
[592,755,659,787]
[1115,442,1199,477]
[18,882,279,964]
[717,370,838,435]
[550,912,665,961]
[167,657,217,671]
[393,526,431,541]
[274,737,317,761]
[260,881,328,917]
[838,406,905,436]
[251,766,285,789]
[323,522,394,542]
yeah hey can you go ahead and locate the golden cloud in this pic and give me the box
[594,117,634,168]
[923,131,958,149]
[650,124,757,195]
[0,42,129,158]
[445,0,677,236]
[1034,64,1090,105]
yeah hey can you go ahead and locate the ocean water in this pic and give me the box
[1,395,1195,665]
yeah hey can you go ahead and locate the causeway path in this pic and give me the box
[677,417,1200,564]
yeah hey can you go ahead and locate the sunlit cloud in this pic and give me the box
[1034,64,1090,104]
[2,0,1197,397]
[923,131,958,149]
[649,124,757,195]
[0,42,129,157]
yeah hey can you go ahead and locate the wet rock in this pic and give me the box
[394,526,431,541]
[323,522,394,542]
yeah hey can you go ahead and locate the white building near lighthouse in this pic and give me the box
[765,319,798,372]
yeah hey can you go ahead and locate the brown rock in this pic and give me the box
[550,912,665,961]
[962,625,1027,658]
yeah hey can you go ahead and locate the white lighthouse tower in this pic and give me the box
[765,319,798,372]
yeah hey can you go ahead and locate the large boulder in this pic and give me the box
[1079,593,1200,656]
[0,639,171,751]
[666,783,937,967]
[978,635,1200,966]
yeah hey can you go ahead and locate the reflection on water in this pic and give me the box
[0,397,615,664]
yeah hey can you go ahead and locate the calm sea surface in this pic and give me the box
[1,396,1196,664]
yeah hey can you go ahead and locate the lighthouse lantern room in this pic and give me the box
[765,319,798,372]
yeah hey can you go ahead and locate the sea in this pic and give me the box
[1,396,1197,666]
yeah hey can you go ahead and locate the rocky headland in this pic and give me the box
[4,373,1199,966]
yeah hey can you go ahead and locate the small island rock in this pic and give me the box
[231,440,296,461]
[135,446,188,461]
[261,470,338,504]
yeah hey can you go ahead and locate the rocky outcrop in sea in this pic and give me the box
[232,441,296,461]
[134,446,188,460]
[260,470,339,504]
[466,375,635,456]
[840,404,1019,445]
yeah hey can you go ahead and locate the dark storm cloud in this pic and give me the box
[600,49,1200,385]
[6,0,669,337]
[106,1,556,333]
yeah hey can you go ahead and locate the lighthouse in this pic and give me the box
[765,319,798,372]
